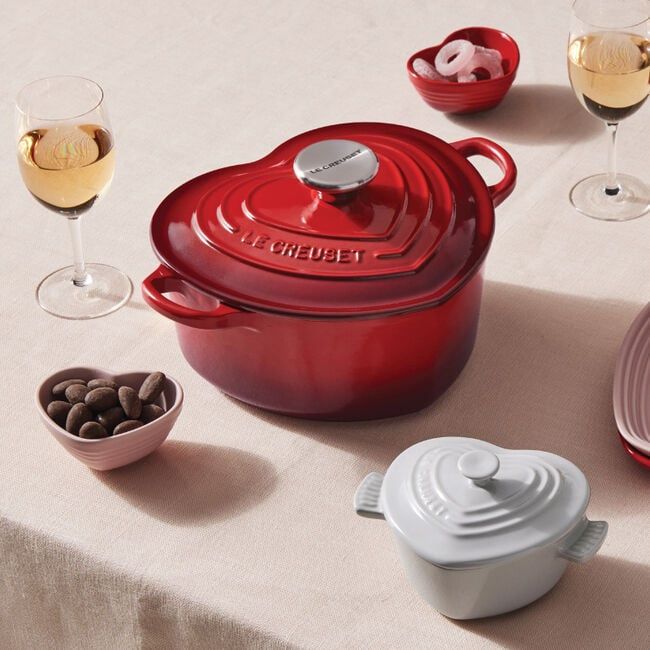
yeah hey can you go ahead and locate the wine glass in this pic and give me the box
[568,0,650,221]
[16,76,132,319]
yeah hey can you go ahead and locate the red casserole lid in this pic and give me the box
[149,123,515,317]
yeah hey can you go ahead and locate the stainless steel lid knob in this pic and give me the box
[293,139,379,200]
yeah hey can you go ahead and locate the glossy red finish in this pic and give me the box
[618,433,650,469]
[407,27,520,115]
[143,123,516,420]
[149,123,515,317]
[142,265,241,329]
[144,265,485,420]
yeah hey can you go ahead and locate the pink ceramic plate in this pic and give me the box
[613,303,650,455]
[36,367,183,471]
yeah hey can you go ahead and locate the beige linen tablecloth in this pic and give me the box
[1,1,649,648]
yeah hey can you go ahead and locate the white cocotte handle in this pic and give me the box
[354,472,385,519]
[559,520,608,563]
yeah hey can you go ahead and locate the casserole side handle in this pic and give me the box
[354,472,385,519]
[142,265,242,330]
[559,520,608,563]
[451,137,517,207]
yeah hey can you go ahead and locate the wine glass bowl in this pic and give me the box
[15,76,132,319]
[17,123,114,216]
[567,0,650,221]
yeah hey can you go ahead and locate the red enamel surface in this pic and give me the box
[619,433,650,469]
[143,123,516,419]
[407,27,520,115]
[194,140,453,280]
[157,269,484,420]
[149,123,515,316]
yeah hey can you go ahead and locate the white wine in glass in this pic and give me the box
[18,124,115,214]
[16,76,132,319]
[568,0,650,221]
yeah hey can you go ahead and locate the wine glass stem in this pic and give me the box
[605,122,620,196]
[67,217,91,287]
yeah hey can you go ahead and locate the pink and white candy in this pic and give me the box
[434,39,476,76]
[414,39,504,84]
[413,58,446,81]
[457,72,478,83]
[476,45,503,61]
[457,45,503,82]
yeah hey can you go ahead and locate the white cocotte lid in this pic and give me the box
[358,437,592,569]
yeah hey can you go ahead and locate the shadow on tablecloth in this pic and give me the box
[95,442,278,525]
[452,555,649,648]
[447,84,602,145]
[237,280,648,510]
[233,281,649,644]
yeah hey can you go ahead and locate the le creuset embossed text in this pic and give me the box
[143,123,516,420]
[355,437,608,619]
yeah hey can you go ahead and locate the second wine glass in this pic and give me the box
[16,76,132,319]
[568,0,650,221]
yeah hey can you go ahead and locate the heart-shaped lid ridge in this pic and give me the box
[149,123,497,316]
[381,437,590,568]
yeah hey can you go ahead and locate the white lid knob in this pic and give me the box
[458,450,500,486]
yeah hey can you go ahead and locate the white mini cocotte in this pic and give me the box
[354,437,608,619]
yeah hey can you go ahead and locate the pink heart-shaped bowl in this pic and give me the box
[36,367,183,471]
[407,27,520,115]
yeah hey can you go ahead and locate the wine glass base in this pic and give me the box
[36,263,133,320]
[570,173,650,222]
